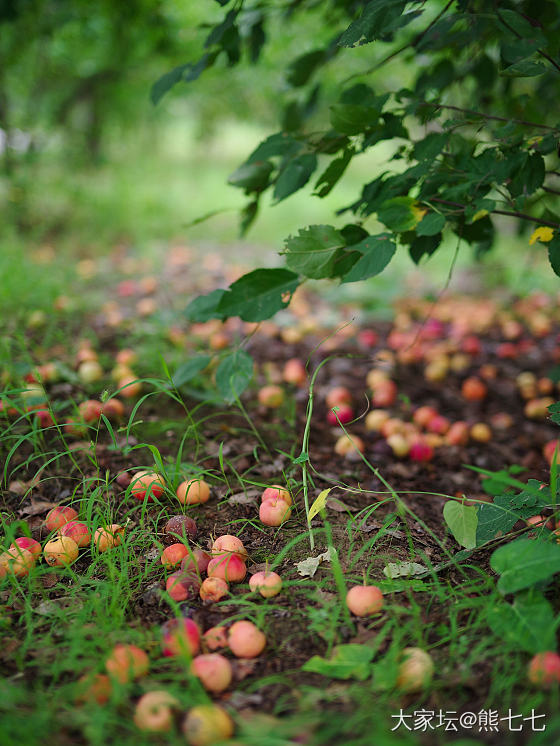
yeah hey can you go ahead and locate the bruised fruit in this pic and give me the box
[181,549,211,576]
[76,673,112,705]
[166,571,201,602]
[161,543,190,568]
[11,537,41,558]
[228,620,266,658]
[164,515,197,543]
[43,536,79,566]
[258,385,285,408]
[60,521,91,547]
[94,524,124,552]
[191,654,232,693]
[0,546,36,576]
[200,577,229,602]
[528,651,560,687]
[105,644,149,683]
[259,497,292,527]
[261,485,292,505]
[203,626,228,652]
[133,691,180,732]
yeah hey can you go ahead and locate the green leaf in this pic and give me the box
[413,132,448,161]
[217,269,300,322]
[302,644,374,680]
[341,233,396,283]
[171,356,211,388]
[274,154,317,202]
[314,149,353,198]
[490,538,560,595]
[416,212,445,236]
[408,233,442,264]
[184,289,227,322]
[443,501,478,549]
[286,49,327,87]
[151,53,218,105]
[246,132,301,164]
[338,0,406,48]
[330,104,381,135]
[486,590,557,654]
[548,235,560,277]
[308,488,332,523]
[377,197,421,233]
[228,161,273,193]
[383,561,427,579]
[509,153,545,197]
[215,349,254,403]
[548,400,560,425]
[476,492,547,546]
[501,58,547,77]
[283,225,345,279]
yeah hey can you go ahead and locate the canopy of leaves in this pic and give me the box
[153,0,560,324]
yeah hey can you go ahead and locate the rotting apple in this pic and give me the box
[94,524,124,552]
[75,673,112,705]
[333,433,365,459]
[202,626,228,652]
[528,651,560,687]
[78,361,104,384]
[258,385,285,408]
[327,404,354,426]
[78,399,103,423]
[11,536,41,558]
[199,576,229,603]
[181,549,211,576]
[325,387,352,409]
[261,485,292,505]
[0,546,36,576]
[164,515,198,544]
[101,398,125,420]
[282,358,306,386]
[43,536,79,566]
[161,543,190,568]
[166,571,201,602]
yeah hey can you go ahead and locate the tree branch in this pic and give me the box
[429,197,560,229]
[417,101,558,131]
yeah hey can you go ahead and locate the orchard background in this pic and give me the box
[2,2,560,745]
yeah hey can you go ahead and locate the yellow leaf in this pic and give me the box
[529,226,554,245]
[307,488,332,523]
[471,209,489,223]
[411,203,427,226]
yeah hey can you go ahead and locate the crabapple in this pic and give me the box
[325,387,352,409]
[118,375,142,398]
[60,521,91,547]
[116,349,137,366]
[105,644,149,683]
[358,329,378,348]
[380,417,405,439]
[528,651,560,687]
[544,440,560,466]
[133,691,180,732]
[386,434,410,458]
[76,673,112,705]
[365,409,389,432]
[176,478,210,505]
[249,571,282,598]
[164,515,198,544]
[282,358,306,386]
[45,505,78,532]
[199,577,229,603]
[258,385,285,408]
[445,421,469,447]
[211,534,248,559]
[470,422,492,442]
[346,585,383,616]
[181,549,211,576]
[396,647,434,692]
[371,379,397,408]
[259,497,292,526]
[203,626,228,652]
[334,434,365,459]
[182,705,234,746]
[161,543,190,568]
[130,470,165,501]
[228,620,266,658]
[327,404,354,426]
[261,485,292,505]
[43,536,79,566]
[101,398,125,420]
[427,415,450,435]
[166,571,201,602]
[116,471,132,488]
[160,618,201,657]
[409,439,434,462]
[207,554,247,583]
[412,406,438,429]
[191,654,232,693]
[78,361,103,384]
[0,546,35,576]
[94,524,124,552]
[461,377,487,401]
[11,537,41,558]
[34,409,54,428]
[78,399,103,423]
